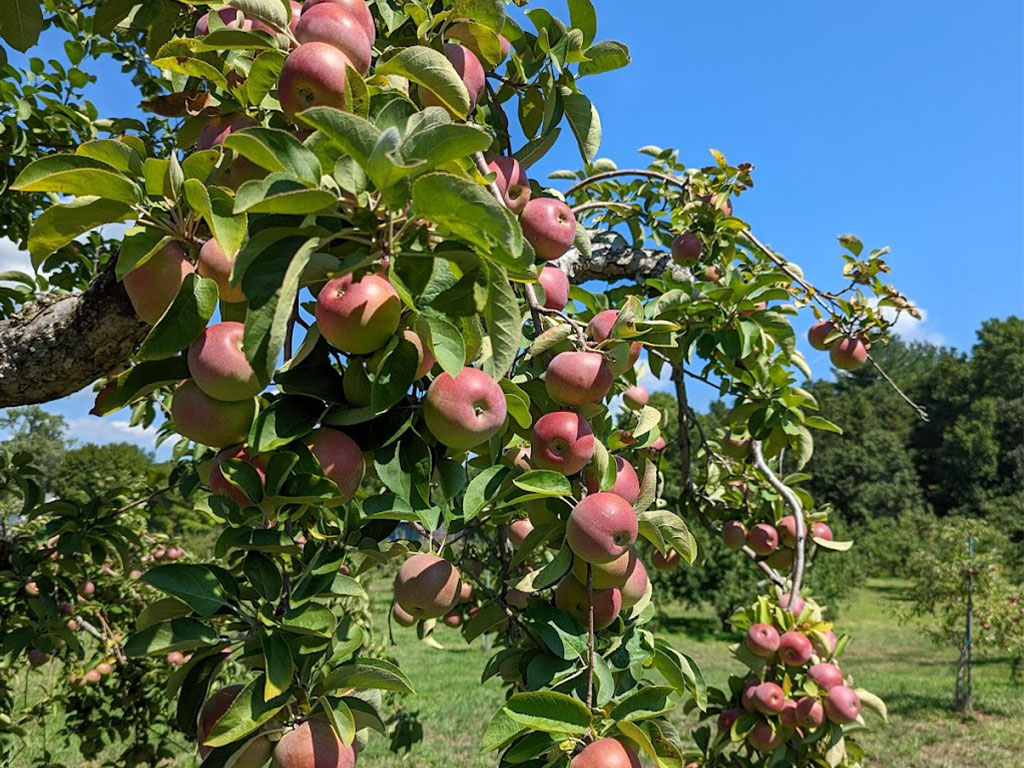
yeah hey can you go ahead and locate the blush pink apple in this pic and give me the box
[278,42,350,123]
[824,685,862,724]
[309,427,364,503]
[530,411,594,475]
[421,44,485,112]
[316,273,401,355]
[521,198,577,261]
[808,320,836,351]
[554,575,621,630]
[545,351,613,406]
[294,2,373,75]
[188,321,263,401]
[122,242,193,325]
[423,368,507,450]
[830,337,868,370]
[583,455,639,505]
[778,631,814,666]
[565,492,638,565]
[394,553,461,620]
[537,265,570,311]
[746,623,780,658]
[671,232,702,265]
[622,386,648,410]
[746,523,779,556]
[197,238,246,303]
[487,155,531,214]
[171,379,255,448]
[721,520,748,550]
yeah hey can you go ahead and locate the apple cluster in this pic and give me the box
[712,594,865,758]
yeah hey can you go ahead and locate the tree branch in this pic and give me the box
[556,231,688,284]
[0,258,147,407]
[751,441,806,602]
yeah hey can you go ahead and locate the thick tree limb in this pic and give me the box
[752,441,806,602]
[556,231,685,284]
[0,259,147,407]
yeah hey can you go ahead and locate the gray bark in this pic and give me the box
[557,231,683,284]
[0,259,147,407]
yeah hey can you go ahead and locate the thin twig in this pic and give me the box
[585,563,595,718]
[867,353,929,421]
[751,441,805,602]
[565,169,689,198]
[572,201,637,217]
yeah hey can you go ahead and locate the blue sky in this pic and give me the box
[1,0,1021,456]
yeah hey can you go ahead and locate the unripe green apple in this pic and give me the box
[122,242,194,325]
[316,273,401,355]
[554,575,621,630]
[423,368,507,450]
[171,379,255,448]
[566,492,638,564]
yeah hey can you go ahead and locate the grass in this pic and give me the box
[11,579,1022,767]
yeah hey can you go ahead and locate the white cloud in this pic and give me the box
[65,416,161,452]
[0,238,32,275]
[888,305,945,346]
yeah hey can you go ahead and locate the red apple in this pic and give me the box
[122,242,194,325]
[294,2,373,74]
[811,521,833,541]
[545,351,613,406]
[423,368,507,450]
[619,557,649,609]
[778,631,814,666]
[28,649,48,667]
[649,436,667,452]
[583,455,639,505]
[780,699,798,729]
[487,155,531,214]
[746,623,780,658]
[171,379,255,448]
[509,518,534,548]
[571,547,636,590]
[752,681,785,715]
[188,321,263,401]
[392,603,416,627]
[194,8,252,36]
[651,549,680,570]
[421,43,485,112]
[824,685,861,724]
[830,337,868,370]
[530,411,594,475]
[777,515,799,547]
[279,42,350,123]
[807,320,836,351]
[301,0,375,44]
[622,386,648,410]
[521,198,577,261]
[197,238,246,303]
[779,592,806,616]
[273,719,356,768]
[808,663,844,691]
[537,265,569,311]
[316,273,401,355]
[394,553,461,620]
[747,721,781,752]
[717,708,742,732]
[196,114,258,152]
[570,738,641,768]
[309,427,364,503]
[747,524,779,556]
[587,309,641,373]
[671,232,702,265]
[565,492,638,565]
[795,697,825,728]
[721,520,747,550]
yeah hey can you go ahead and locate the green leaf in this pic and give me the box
[562,91,602,163]
[324,658,416,695]
[514,127,562,170]
[637,508,697,564]
[28,197,132,268]
[242,552,283,601]
[124,618,218,657]
[234,173,337,214]
[223,128,322,187]
[184,180,248,259]
[247,50,287,105]
[653,639,707,711]
[136,597,193,630]
[301,107,380,169]
[76,139,143,175]
[608,685,675,722]
[411,173,524,266]
[854,687,888,722]
[371,339,419,411]
[249,395,325,453]
[481,708,526,752]
[137,274,219,361]
[483,264,522,378]
[377,46,471,119]
[195,28,279,51]
[517,544,571,592]
[422,315,466,377]
[463,465,512,521]
[0,0,44,51]
[115,226,173,280]
[578,41,631,77]
[228,0,289,28]
[142,564,233,618]
[204,674,289,747]
[402,123,492,172]
[503,691,591,735]
[13,155,141,203]
[568,0,597,47]
[262,630,294,701]
[804,415,843,434]
[91,358,190,415]
[152,39,227,89]
[513,471,572,497]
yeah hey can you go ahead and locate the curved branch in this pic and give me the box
[751,441,806,602]
[556,230,688,284]
[0,258,147,407]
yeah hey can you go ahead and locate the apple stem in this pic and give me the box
[585,562,595,719]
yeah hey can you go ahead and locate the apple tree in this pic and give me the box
[0,1,928,766]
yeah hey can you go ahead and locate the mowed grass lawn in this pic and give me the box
[12,579,1022,767]
[361,578,1023,768]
